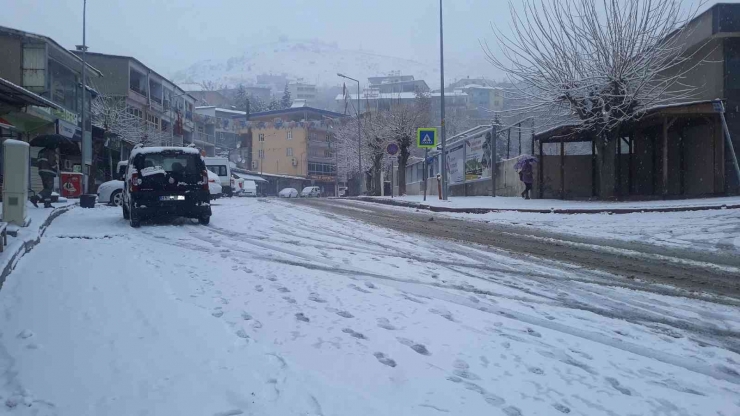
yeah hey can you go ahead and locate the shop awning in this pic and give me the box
[0,117,15,130]
[29,134,80,154]
[0,77,62,110]
[233,172,268,183]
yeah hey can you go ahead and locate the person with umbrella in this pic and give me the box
[515,155,537,200]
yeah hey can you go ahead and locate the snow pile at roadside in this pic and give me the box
[374,194,740,211]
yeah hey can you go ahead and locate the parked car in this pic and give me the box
[278,188,299,198]
[230,174,245,196]
[122,146,212,228]
[96,161,128,206]
[301,186,321,198]
[204,157,232,195]
[242,180,257,197]
[207,170,222,200]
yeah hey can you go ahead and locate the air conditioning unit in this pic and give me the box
[291,158,298,167]
[252,161,258,170]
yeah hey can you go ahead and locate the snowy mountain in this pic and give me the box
[170,38,476,91]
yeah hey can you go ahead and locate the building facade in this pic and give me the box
[237,107,346,195]
[288,82,317,107]
[0,25,102,193]
[193,106,244,156]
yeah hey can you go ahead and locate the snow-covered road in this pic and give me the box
[1,198,739,415]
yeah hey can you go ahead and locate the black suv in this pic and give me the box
[122,147,212,228]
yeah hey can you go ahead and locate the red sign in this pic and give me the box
[61,172,83,198]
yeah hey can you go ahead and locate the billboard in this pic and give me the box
[464,134,492,181]
[446,145,465,184]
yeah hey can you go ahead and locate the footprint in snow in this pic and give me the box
[17,330,34,339]
[212,310,224,318]
[277,287,290,293]
[213,410,244,416]
[453,360,480,380]
[526,328,541,338]
[267,276,278,282]
[364,282,376,289]
[308,293,327,303]
[377,318,397,330]
[430,308,455,322]
[235,329,249,339]
[241,312,252,321]
[283,296,297,304]
[373,352,397,368]
[251,320,263,329]
[295,313,310,323]
[503,406,523,416]
[348,284,371,294]
[336,311,354,318]
[397,338,430,355]
[605,377,631,395]
[342,328,367,340]
[553,403,571,413]
[528,367,544,375]
[255,285,264,292]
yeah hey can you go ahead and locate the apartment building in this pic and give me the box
[78,52,197,156]
[287,82,317,106]
[238,107,346,194]
[193,106,245,156]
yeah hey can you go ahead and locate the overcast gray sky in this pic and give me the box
[0,0,724,81]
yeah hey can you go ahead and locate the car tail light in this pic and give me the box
[130,173,139,192]
[202,170,209,190]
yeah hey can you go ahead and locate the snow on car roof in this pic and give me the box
[130,146,201,158]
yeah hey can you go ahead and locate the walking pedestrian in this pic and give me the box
[37,145,57,208]
[519,161,533,200]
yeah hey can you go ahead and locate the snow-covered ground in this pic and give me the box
[375,195,740,211]
[353,198,740,255]
[1,198,739,415]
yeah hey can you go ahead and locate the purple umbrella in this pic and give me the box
[514,155,538,170]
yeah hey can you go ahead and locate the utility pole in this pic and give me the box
[338,73,362,195]
[79,0,88,193]
[439,0,448,200]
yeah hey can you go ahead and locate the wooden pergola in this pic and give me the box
[534,101,723,199]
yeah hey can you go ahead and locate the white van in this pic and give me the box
[203,157,231,195]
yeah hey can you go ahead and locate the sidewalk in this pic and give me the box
[0,201,75,290]
[357,195,740,214]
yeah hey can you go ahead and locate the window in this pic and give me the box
[308,162,336,176]
[287,130,293,140]
[128,107,143,119]
[286,148,294,157]
[326,134,332,142]
[259,133,265,142]
[258,149,265,159]
[324,150,333,158]
[206,165,228,176]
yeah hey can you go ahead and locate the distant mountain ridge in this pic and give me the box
[171,38,477,91]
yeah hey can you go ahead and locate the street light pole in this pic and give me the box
[337,73,363,195]
[80,0,88,193]
[439,0,448,200]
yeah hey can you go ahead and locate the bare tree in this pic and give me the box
[386,92,431,195]
[199,80,226,92]
[483,0,707,196]
[91,95,171,148]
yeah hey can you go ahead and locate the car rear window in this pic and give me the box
[134,153,201,176]
[207,165,228,176]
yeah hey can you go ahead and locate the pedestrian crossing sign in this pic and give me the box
[417,128,437,149]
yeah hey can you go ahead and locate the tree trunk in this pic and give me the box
[87,138,105,193]
[398,152,409,196]
[595,135,617,199]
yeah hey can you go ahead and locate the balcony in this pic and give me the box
[192,131,215,144]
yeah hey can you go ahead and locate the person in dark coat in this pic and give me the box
[36,145,57,208]
[519,161,534,200]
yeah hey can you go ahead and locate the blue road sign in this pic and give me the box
[417,128,437,148]
[386,142,399,156]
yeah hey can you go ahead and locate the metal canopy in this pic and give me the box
[0,77,62,111]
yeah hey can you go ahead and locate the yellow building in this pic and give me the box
[236,107,346,195]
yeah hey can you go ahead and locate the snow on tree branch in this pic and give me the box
[483,0,710,138]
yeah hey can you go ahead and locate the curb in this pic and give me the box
[350,197,740,215]
[0,204,76,291]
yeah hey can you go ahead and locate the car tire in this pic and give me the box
[110,190,123,206]
[129,205,141,228]
[122,202,130,219]
[198,215,210,225]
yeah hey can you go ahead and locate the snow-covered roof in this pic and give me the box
[291,99,308,108]
[130,146,202,158]
[215,108,247,116]
[336,91,468,101]
[232,172,268,182]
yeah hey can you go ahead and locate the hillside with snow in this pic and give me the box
[170,39,477,90]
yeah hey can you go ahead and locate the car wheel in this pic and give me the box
[129,204,141,228]
[110,190,123,206]
[122,202,130,219]
[198,215,210,225]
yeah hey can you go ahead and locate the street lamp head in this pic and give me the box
[337,73,345,78]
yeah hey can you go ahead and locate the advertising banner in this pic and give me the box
[446,145,465,184]
[464,134,492,181]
